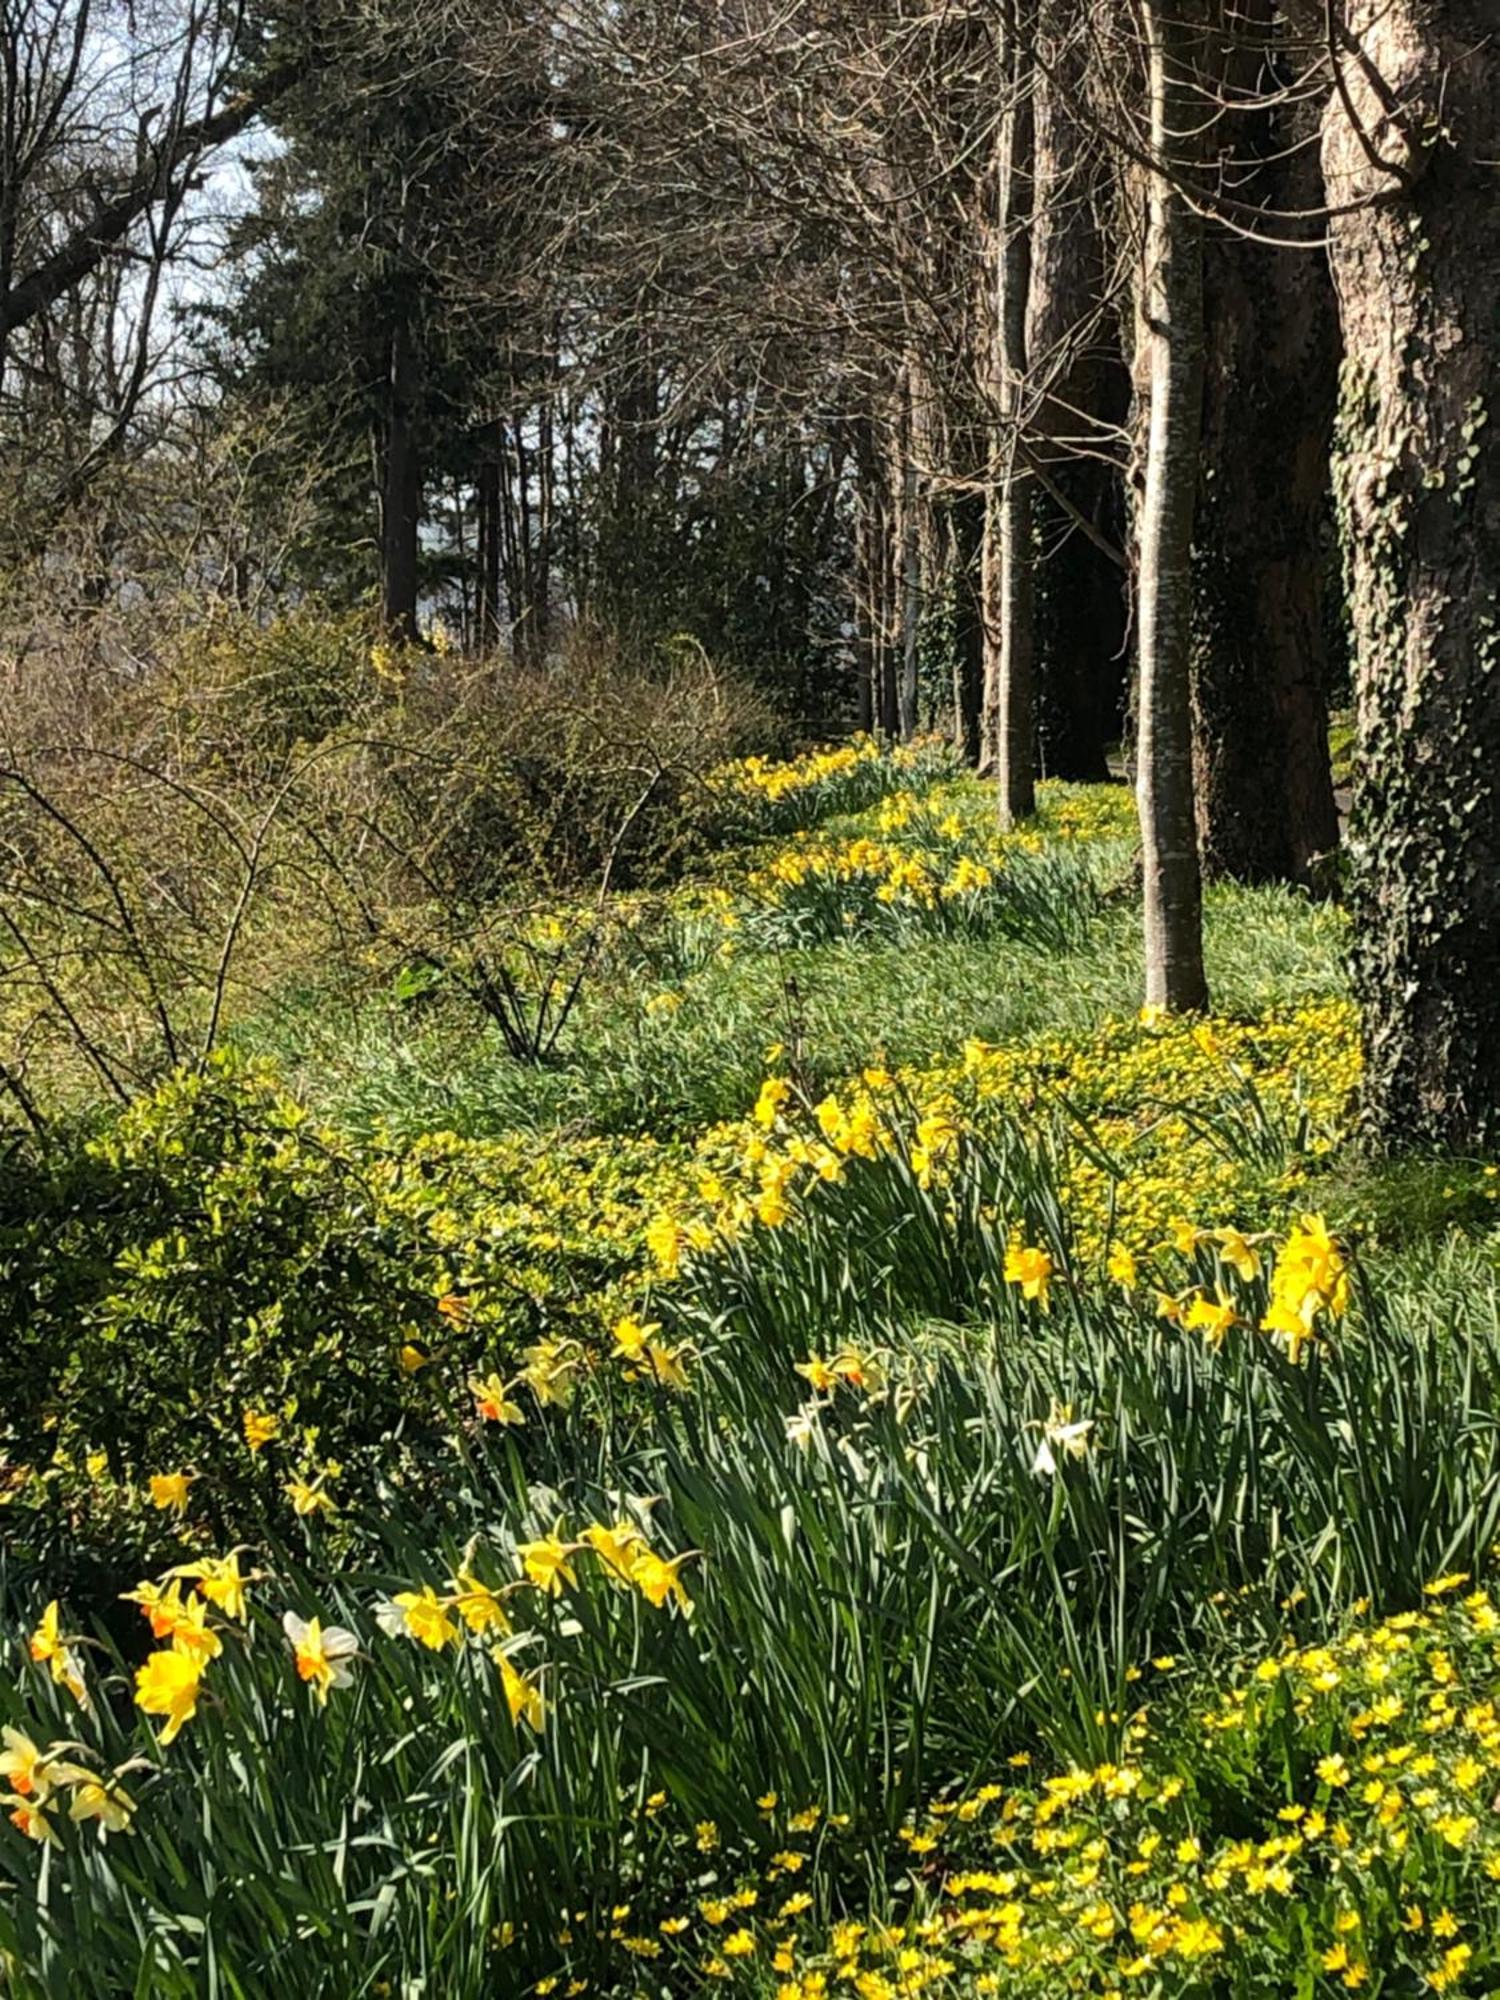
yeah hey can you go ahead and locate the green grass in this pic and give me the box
[229,780,1348,1143]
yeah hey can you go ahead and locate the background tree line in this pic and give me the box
[0,0,1496,1151]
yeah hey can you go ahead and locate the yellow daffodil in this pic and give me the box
[385,1586,460,1651]
[148,1471,194,1516]
[450,1570,510,1635]
[242,1409,280,1454]
[1004,1243,1054,1308]
[582,1520,646,1585]
[286,1475,337,1518]
[165,1553,250,1623]
[629,1546,695,1615]
[517,1531,578,1596]
[495,1649,544,1732]
[134,1648,204,1745]
[27,1601,88,1708]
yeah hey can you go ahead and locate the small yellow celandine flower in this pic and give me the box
[134,1648,204,1745]
[286,1475,337,1518]
[1004,1244,1054,1309]
[494,1649,544,1732]
[388,1587,460,1651]
[398,1343,431,1375]
[629,1546,695,1615]
[242,1410,280,1454]
[469,1373,524,1425]
[1424,1573,1471,1598]
[517,1531,578,1596]
[283,1611,359,1704]
[27,1601,89,1709]
[148,1471,194,1517]
[85,1450,108,1481]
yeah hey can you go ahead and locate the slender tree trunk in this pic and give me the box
[899,443,921,740]
[1317,0,1500,1149]
[951,487,986,763]
[993,2,1036,824]
[1190,3,1340,884]
[381,315,422,637]
[1136,0,1209,1012]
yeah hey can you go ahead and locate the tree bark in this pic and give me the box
[992,2,1037,825]
[1190,5,1340,884]
[1136,0,1210,1013]
[381,314,423,637]
[951,487,986,763]
[1026,3,1129,781]
[1318,0,1500,1149]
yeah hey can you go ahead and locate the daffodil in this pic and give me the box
[1032,1401,1095,1477]
[3,1792,56,1843]
[242,1409,280,1453]
[582,1520,645,1585]
[134,1648,204,1744]
[495,1648,544,1732]
[28,1601,88,1708]
[450,1570,511,1635]
[517,1531,578,1596]
[1107,1243,1138,1289]
[1004,1243,1054,1308]
[469,1372,524,1424]
[286,1475,337,1518]
[165,1552,250,1623]
[148,1471,194,1516]
[0,1728,53,1802]
[629,1546,695,1615]
[386,1586,460,1651]
[283,1611,359,1704]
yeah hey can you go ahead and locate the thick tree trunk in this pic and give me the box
[381,315,422,637]
[1190,8,1340,884]
[1319,0,1500,1150]
[993,4,1036,825]
[1026,2,1129,782]
[1136,0,1209,1013]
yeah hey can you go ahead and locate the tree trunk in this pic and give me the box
[1026,1,1129,782]
[1319,0,1500,1150]
[993,3,1036,825]
[381,315,422,637]
[951,487,986,763]
[898,373,921,739]
[1136,0,1209,1013]
[1190,5,1340,884]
